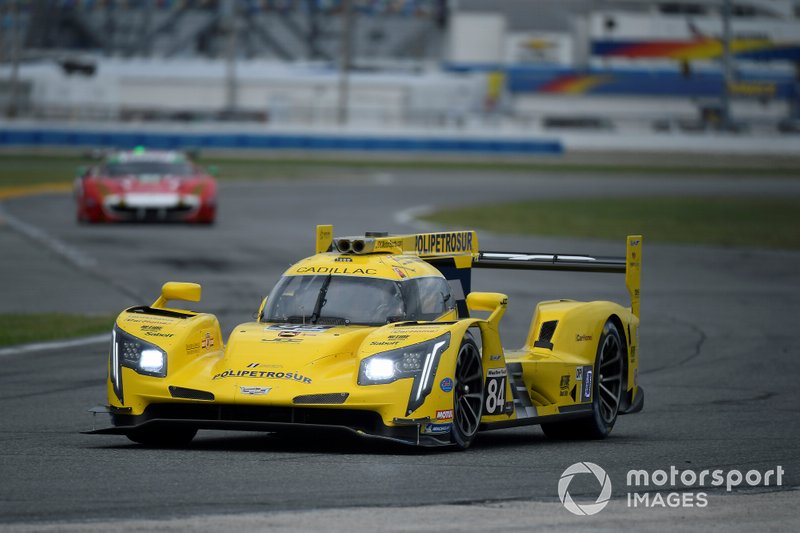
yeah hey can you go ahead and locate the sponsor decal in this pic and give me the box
[394,325,445,333]
[422,422,451,434]
[489,354,501,361]
[392,255,421,266]
[141,325,162,332]
[392,267,408,279]
[415,232,474,255]
[201,332,214,349]
[263,337,303,344]
[439,377,454,392]
[576,334,593,342]
[279,331,299,337]
[143,331,174,338]
[334,257,352,262]
[267,324,333,333]
[124,316,174,325]
[582,370,593,402]
[486,367,507,378]
[435,409,453,421]
[186,342,201,353]
[213,369,312,383]
[240,386,271,395]
[370,333,411,347]
[575,365,592,381]
[375,238,404,250]
[245,362,283,369]
[295,266,377,275]
[559,374,570,397]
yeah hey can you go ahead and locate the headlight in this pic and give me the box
[363,358,396,381]
[112,326,168,378]
[358,333,450,415]
[139,349,166,373]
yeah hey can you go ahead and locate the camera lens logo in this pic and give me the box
[558,462,612,516]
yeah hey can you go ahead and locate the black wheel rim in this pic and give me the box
[454,342,483,438]
[597,331,623,424]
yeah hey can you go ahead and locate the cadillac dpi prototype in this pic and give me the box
[87,226,643,449]
[74,148,217,224]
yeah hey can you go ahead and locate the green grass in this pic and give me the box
[0,313,116,347]
[421,196,800,249]
[1,152,799,189]
[0,154,87,188]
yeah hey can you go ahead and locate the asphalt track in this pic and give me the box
[1,169,799,530]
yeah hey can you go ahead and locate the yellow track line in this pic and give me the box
[0,183,73,201]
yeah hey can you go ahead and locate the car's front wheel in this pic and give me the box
[451,336,484,450]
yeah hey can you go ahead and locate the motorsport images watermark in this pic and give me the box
[558,462,785,515]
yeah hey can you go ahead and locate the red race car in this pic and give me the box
[74,148,218,224]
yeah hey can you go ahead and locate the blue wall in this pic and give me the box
[0,128,563,155]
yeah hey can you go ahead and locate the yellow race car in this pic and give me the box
[87,226,643,449]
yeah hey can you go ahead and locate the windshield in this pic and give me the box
[262,275,453,326]
[103,161,195,177]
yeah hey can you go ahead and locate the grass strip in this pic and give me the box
[1,153,798,190]
[421,196,800,249]
[0,313,116,347]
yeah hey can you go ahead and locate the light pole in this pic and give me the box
[337,0,354,125]
[222,0,239,115]
[6,0,21,118]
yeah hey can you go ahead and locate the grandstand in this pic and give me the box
[1,0,799,133]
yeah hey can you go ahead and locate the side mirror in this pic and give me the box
[466,292,507,312]
[152,282,202,308]
[466,292,508,328]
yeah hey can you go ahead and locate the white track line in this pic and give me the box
[0,333,109,358]
[0,204,97,269]
[393,204,437,230]
[0,202,142,301]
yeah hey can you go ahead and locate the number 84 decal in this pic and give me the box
[484,368,507,415]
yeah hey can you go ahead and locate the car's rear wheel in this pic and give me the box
[451,336,483,450]
[541,320,625,440]
[126,425,197,447]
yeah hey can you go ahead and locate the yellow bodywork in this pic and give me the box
[102,227,642,446]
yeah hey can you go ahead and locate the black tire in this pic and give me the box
[126,425,197,447]
[451,336,484,450]
[541,320,625,440]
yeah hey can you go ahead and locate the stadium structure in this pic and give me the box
[1,0,799,134]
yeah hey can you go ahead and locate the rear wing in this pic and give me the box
[473,236,641,317]
[314,225,641,317]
